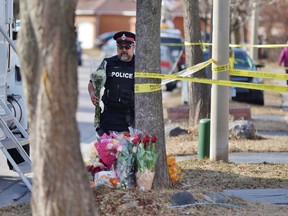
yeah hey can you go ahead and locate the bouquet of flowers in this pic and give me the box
[167,155,183,184]
[136,135,158,172]
[134,134,158,190]
[114,131,140,188]
[86,132,122,188]
[86,129,159,190]
[90,60,106,128]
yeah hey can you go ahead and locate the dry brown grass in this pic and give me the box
[163,85,288,156]
[165,127,288,155]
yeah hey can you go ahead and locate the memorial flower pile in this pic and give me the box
[86,130,159,189]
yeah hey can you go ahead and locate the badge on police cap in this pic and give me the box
[121,34,126,41]
[113,31,135,44]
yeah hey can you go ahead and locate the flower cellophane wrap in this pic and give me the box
[134,131,158,190]
[136,169,155,191]
[90,60,107,128]
[86,128,159,189]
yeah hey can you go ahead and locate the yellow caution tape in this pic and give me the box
[135,83,162,93]
[136,59,214,86]
[184,42,212,47]
[205,78,288,93]
[135,72,288,93]
[135,59,288,93]
[229,43,288,48]
[176,59,214,77]
[173,66,288,81]
[163,41,288,49]
[230,69,288,80]
[212,63,230,72]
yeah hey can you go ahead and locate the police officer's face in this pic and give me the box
[117,43,135,62]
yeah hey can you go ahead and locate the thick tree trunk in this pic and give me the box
[183,0,210,127]
[135,0,170,189]
[18,1,98,215]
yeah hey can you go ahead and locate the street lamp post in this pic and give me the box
[210,0,230,161]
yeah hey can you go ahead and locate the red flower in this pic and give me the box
[142,135,150,148]
[86,165,105,177]
[151,135,157,143]
[123,132,131,137]
[132,134,141,145]
[142,135,150,144]
[132,138,139,145]
[86,165,93,172]
[91,166,104,176]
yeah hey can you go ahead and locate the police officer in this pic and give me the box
[88,31,135,136]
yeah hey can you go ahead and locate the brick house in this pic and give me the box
[75,0,195,49]
[76,0,137,49]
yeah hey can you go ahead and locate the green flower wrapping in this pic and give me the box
[90,67,106,128]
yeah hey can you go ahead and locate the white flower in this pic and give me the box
[132,146,137,153]
[107,143,113,150]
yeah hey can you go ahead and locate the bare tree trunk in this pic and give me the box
[18,1,98,215]
[183,0,210,127]
[135,0,170,189]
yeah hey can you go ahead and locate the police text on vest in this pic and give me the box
[111,72,133,79]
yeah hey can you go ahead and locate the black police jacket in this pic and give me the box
[98,55,135,132]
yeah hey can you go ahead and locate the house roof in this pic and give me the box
[76,0,106,15]
[76,0,136,16]
[76,0,210,18]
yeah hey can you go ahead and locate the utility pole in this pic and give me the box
[250,2,259,62]
[210,0,230,161]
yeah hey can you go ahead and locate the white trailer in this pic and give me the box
[0,0,27,130]
[0,0,32,191]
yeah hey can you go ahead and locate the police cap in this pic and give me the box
[113,31,136,44]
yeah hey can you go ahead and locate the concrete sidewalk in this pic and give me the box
[0,153,31,208]
[223,188,288,206]
[176,152,288,164]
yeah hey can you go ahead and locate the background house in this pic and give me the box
[75,0,211,49]
[76,0,288,61]
[76,0,137,49]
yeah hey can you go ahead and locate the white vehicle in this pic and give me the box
[0,0,31,191]
[0,1,28,131]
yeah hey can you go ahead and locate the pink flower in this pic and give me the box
[95,140,117,167]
